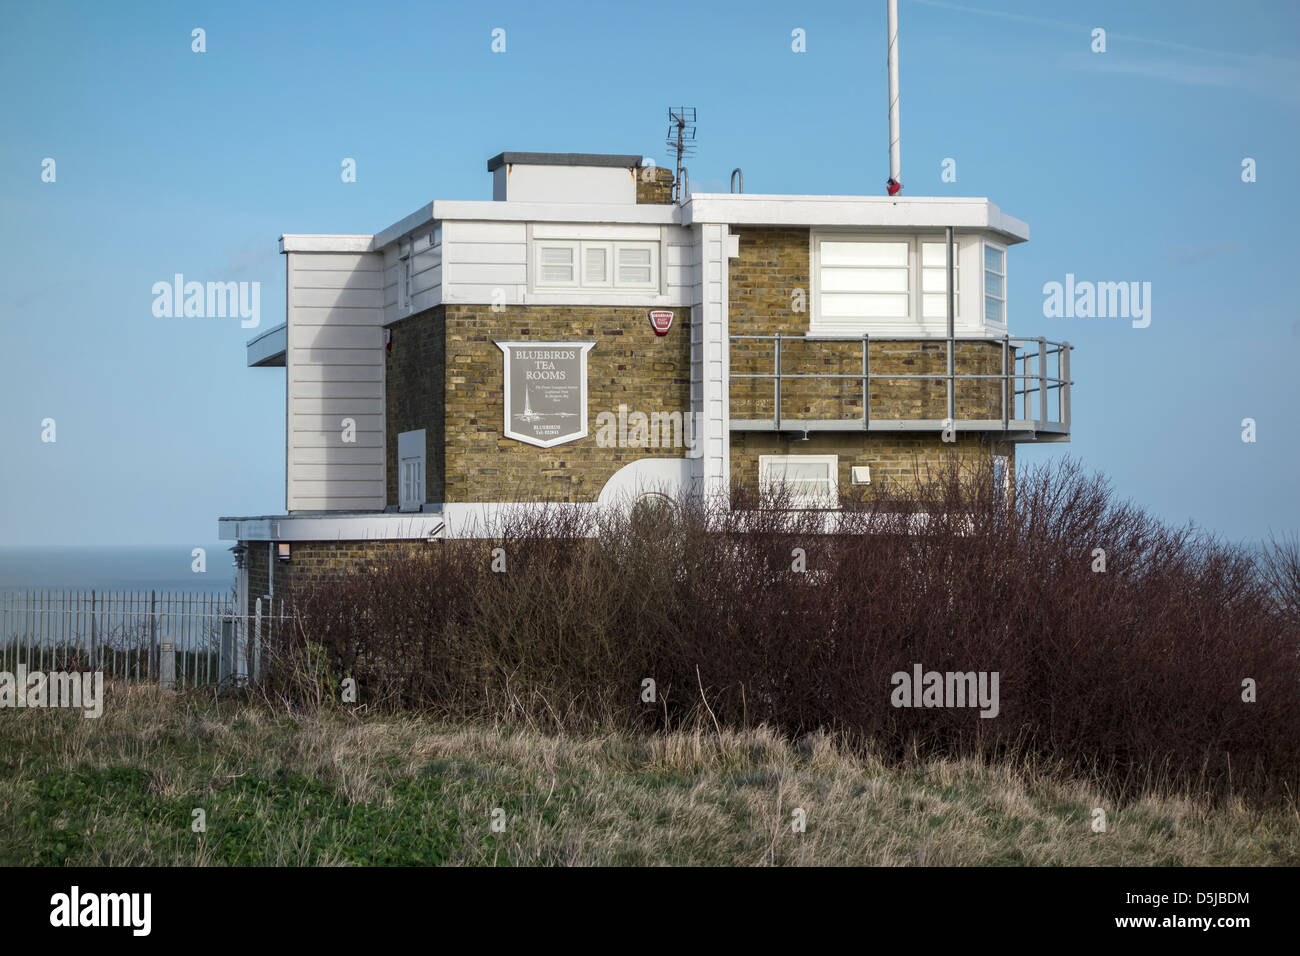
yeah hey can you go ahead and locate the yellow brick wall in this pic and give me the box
[377,228,1017,509]
[245,540,432,613]
[635,165,675,204]
[727,227,1013,497]
[385,306,446,506]
[730,433,1015,501]
[728,227,1005,422]
[441,304,691,502]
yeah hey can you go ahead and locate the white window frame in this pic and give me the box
[532,238,661,293]
[920,240,960,322]
[582,241,613,288]
[811,234,911,333]
[758,454,839,509]
[983,241,1007,327]
[398,249,412,313]
[397,428,426,513]
[536,241,580,288]
[613,241,659,290]
[810,233,974,335]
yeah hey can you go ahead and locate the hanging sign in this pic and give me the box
[495,341,596,447]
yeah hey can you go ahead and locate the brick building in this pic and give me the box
[220,151,1072,606]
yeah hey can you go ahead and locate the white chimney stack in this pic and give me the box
[886,0,902,195]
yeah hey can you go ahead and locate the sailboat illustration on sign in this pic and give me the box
[519,386,542,422]
[497,340,595,448]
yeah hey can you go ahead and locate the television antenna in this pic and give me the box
[666,107,697,202]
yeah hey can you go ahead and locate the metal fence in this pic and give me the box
[0,590,289,689]
[729,333,1072,438]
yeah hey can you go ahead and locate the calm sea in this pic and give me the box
[0,546,236,595]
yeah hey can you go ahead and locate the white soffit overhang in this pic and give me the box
[432,201,676,227]
[302,193,1029,255]
[682,194,1029,243]
[247,322,287,367]
[279,234,376,253]
[372,201,678,250]
[219,513,448,541]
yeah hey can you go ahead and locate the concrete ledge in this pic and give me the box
[487,152,642,172]
[220,513,448,542]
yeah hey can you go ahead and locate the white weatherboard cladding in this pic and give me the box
[442,220,527,306]
[383,227,442,324]
[434,221,693,307]
[286,251,386,512]
[691,224,730,500]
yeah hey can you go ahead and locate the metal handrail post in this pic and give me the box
[1037,337,1048,427]
[1001,334,1009,430]
[1060,342,1071,430]
[774,331,782,430]
[862,333,870,429]
[945,226,956,424]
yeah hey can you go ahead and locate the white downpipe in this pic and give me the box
[886,0,902,191]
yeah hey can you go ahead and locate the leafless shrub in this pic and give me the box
[270,458,1300,806]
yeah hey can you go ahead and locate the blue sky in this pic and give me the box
[1,0,1297,549]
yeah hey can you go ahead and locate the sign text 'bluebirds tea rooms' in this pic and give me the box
[496,341,597,448]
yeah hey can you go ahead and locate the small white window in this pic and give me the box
[759,455,839,509]
[984,243,1006,325]
[815,239,910,330]
[397,429,426,512]
[533,239,660,292]
[920,241,959,320]
[538,243,578,286]
[615,243,657,288]
[399,251,412,312]
[583,243,611,286]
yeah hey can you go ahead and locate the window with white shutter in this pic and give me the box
[533,239,659,292]
[984,243,1006,325]
[921,241,959,320]
[537,243,578,286]
[615,244,657,288]
[758,455,839,509]
[583,243,611,286]
[811,233,990,333]
[398,250,412,313]
[815,239,910,331]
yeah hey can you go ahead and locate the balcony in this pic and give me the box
[729,334,1072,443]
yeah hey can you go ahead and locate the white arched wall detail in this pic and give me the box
[596,458,699,512]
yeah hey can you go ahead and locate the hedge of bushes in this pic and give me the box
[271,460,1300,805]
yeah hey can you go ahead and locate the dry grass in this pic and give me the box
[279,459,1300,807]
[0,681,1295,867]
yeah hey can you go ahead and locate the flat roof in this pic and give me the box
[345,194,1030,254]
[486,151,642,172]
[682,194,1029,242]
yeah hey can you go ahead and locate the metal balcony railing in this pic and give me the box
[728,334,1073,441]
